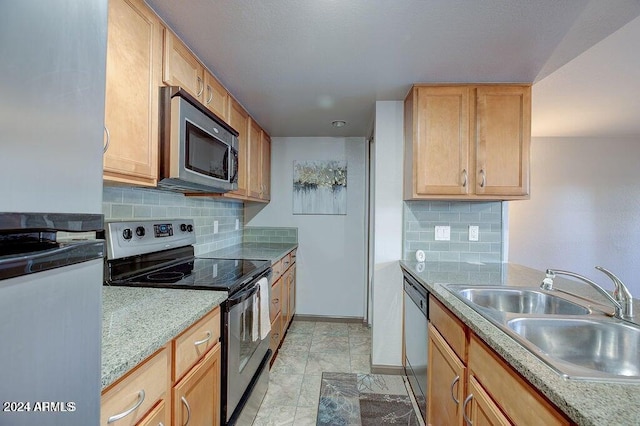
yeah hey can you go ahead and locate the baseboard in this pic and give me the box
[370,364,405,375]
[293,314,366,324]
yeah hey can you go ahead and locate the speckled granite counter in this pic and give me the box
[201,242,297,264]
[400,260,640,426]
[102,286,227,390]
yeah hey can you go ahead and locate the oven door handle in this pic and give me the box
[227,282,259,308]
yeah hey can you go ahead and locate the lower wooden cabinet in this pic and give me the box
[101,306,221,425]
[268,248,297,365]
[427,297,570,426]
[172,343,221,426]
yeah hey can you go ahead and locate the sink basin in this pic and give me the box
[453,287,590,315]
[507,318,640,381]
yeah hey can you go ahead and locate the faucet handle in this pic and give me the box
[595,266,632,300]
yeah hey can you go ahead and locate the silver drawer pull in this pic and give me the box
[273,298,279,304]
[450,375,460,405]
[194,331,212,346]
[463,394,473,425]
[181,396,191,425]
[107,389,145,423]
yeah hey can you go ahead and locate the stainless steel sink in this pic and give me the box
[507,317,640,381]
[451,286,590,315]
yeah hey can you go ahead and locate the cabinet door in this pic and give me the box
[260,131,271,200]
[281,268,290,328]
[248,119,263,199]
[204,72,229,121]
[410,86,470,196]
[270,277,283,322]
[173,344,221,426]
[227,98,249,197]
[427,324,465,426]
[137,400,169,426]
[287,264,296,326]
[466,376,512,426]
[163,31,204,101]
[475,86,530,196]
[103,0,162,186]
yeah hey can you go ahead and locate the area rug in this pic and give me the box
[316,373,419,426]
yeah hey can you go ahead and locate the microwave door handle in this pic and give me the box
[231,147,239,183]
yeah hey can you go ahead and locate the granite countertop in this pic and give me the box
[399,260,640,426]
[201,242,298,264]
[101,286,227,390]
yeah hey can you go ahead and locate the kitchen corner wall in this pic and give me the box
[102,186,243,255]
[403,201,503,262]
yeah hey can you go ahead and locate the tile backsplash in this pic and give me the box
[243,227,298,244]
[403,201,503,262]
[103,186,243,255]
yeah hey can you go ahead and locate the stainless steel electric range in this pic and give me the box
[104,219,272,425]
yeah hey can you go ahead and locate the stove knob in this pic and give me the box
[180,223,187,232]
[187,224,194,233]
[122,228,132,240]
[135,226,146,237]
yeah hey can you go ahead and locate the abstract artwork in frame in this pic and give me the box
[293,160,347,215]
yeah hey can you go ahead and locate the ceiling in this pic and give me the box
[146,0,640,138]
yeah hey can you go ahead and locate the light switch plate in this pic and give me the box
[469,225,479,241]
[214,220,219,234]
[235,219,239,230]
[435,225,450,241]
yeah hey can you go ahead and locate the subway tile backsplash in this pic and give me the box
[243,227,298,244]
[103,186,243,255]
[403,201,503,263]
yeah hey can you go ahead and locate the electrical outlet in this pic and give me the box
[235,218,240,230]
[435,225,450,241]
[469,225,479,241]
[214,220,219,234]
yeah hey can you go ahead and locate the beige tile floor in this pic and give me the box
[252,319,373,426]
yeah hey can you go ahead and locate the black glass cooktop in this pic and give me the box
[107,257,270,294]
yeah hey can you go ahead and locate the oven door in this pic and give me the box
[226,282,270,423]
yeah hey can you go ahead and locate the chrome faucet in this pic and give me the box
[541,267,634,319]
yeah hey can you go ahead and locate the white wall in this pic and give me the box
[370,101,404,368]
[508,137,640,293]
[245,137,367,318]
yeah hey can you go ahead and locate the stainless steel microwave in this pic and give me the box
[159,86,239,193]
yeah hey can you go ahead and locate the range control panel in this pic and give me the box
[105,219,196,260]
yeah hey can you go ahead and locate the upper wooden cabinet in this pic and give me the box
[103,0,163,187]
[227,98,249,197]
[404,84,530,200]
[245,119,271,202]
[163,30,229,122]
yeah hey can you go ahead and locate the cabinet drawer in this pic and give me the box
[174,307,221,381]
[290,249,297,263]
[272,259,282,281]
[281,253,292,271]
[469,335,569,426]
[429,296,466,361]
[101,347,168,426]
[270,277,283,322]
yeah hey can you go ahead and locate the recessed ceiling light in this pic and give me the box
[331,120,347,128]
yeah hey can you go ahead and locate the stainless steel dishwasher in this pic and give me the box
[403,271,428,420]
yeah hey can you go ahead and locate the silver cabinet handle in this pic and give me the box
[107,389,145,423]
[450,375,460,405]
[193,331,212,346]
[181,396,191,426]
[103,125,110,154]
[159,423,164,426]
[196,77,204,97]
[273,298,279,304]
[463,394,473,426]
[462,169,467,187]
[206,85,213,104]
[479,169,486,188]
